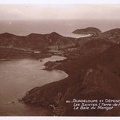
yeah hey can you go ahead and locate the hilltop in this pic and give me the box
[0,32,75,50]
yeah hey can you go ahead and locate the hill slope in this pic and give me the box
[22,36,120,116]
[0,32,75,50]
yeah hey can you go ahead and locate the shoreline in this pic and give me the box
[22,44,120,116]
[0,54,68,116]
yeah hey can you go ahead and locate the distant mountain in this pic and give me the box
[1,28,120,52]
[73,27,101,36]
[0,32,75,50]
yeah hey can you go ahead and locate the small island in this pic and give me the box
[72,27,102,36]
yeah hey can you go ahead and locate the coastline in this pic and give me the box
[22,44,120,116]
[0,54,68,116]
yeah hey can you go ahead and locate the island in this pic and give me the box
[72,27,102,36]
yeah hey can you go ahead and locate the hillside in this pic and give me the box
[0,32,75,50]
[99,28,120,43]
[22,28,120,116]
[0,32,75,59]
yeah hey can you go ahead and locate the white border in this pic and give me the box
[0,0,120,4]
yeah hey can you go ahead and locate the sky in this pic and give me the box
[0,1,120,35]
[0,4,120,20]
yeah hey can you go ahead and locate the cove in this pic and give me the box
[0,56,68,116]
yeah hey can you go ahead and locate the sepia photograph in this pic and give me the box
[0,0,120,118]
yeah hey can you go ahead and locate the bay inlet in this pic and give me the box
[0,56,68,116]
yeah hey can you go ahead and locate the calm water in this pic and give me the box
[0,19,120,38]
[0,56,68,116]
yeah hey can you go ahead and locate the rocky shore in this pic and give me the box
[22,28,120,116]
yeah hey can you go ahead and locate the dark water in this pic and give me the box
[0,56,68,116]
